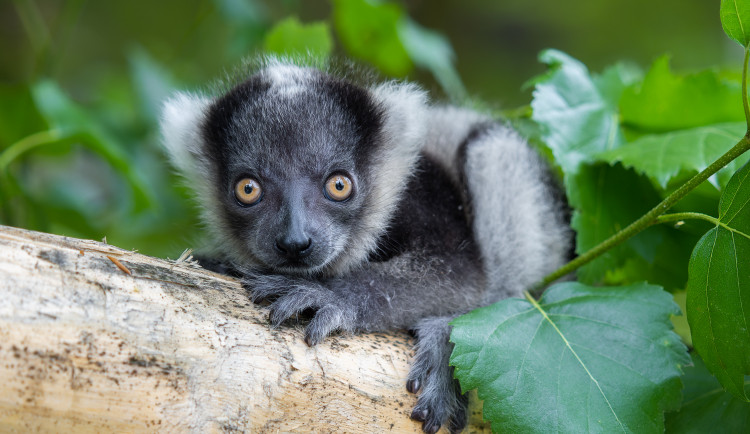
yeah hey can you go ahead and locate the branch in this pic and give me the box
[534,134,750,290]
[0,225,487,433]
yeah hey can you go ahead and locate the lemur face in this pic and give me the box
[201,67,384,274]
[161,61,427,276]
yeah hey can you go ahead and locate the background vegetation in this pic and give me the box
[0,0,735,258]
[2,0,749,431]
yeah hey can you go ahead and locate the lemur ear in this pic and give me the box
[160,92,213,177]
[368,81,428,191]
[370,82,429,155]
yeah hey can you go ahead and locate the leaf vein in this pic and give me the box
[550,313,653,342]
[555,343,566,433]
[542,292,669,310]
[734,0,748,42]
[720,158,750,220]
[513,318,545,396]
[569,342,658,387]
[704,229,728,387]
[525,294,627,432]
[731,232,750,344]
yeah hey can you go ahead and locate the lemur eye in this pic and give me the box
[324,174,353,202]
[234,178,263,205]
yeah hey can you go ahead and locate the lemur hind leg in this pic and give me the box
[407,316,467,434]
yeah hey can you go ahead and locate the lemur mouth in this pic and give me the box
[273,258,327,275]
[275,258,315,270]
[278,259,308,268]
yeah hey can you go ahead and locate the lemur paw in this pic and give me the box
[408,318,468,433]
[407,360,468,434]
[266,283,332,326]
[243,274,355,345]
[408,382,467,434]
[304,303,356,346]
[242,273,295,302]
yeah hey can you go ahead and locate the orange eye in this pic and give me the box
[324,174,353,201]
[235,178,262,205]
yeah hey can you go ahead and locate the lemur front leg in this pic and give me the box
[243,256,482,433]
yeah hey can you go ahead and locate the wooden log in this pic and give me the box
[0,225,488,433]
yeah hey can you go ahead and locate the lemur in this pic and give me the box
[160,59,572,433]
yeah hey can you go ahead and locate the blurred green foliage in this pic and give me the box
[0,0,731,257]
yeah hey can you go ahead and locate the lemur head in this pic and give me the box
[160,60,427,276]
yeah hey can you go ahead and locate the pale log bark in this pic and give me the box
[0,225,487,433]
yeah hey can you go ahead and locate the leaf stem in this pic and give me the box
[744,47,750,133]
[656,212,750,241]
[533,135,750,291]
[0,129,65,172]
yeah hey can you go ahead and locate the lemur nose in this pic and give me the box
[274,236,312,259]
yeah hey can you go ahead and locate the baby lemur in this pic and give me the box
[160,59,572,433]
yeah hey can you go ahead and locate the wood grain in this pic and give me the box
[0,225,487,433]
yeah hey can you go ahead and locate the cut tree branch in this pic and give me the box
[0,225,487,433]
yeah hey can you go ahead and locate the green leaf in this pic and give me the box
[593,62,644,108]
[670,291,692,347]
[397,19,465,100]
[620,57,744,132]
[263,17,333,60]
[665,353,750,432]
[0,84,47,147]
[213,0,266,26]
[687,160,750,401]
[212,0,268,56]
[450,282,689,433]
[30,80,153,211]
[603,226,700,293]
[531,50,628,176]
[721,0,750,48]
[332,0,412,77]
[599,123,750,190]
[567,163,662,284]
[128,48,180,122]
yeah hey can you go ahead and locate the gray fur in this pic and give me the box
[463,126,572,301]
[160,60,573,433]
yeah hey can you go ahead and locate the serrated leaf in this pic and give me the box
[604,226,700,293]
[665,353,750,432]
[620,57,744,132]
[593,62,644,107]
[263,17,332,59]
[599,123,749,190]
[332,0,412,77]
[567,163,662,284]
[687,160,750,401]
[450,282,689,433]
[531,50,627,176]
[721,0,750,48]
[30,81,153,211]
